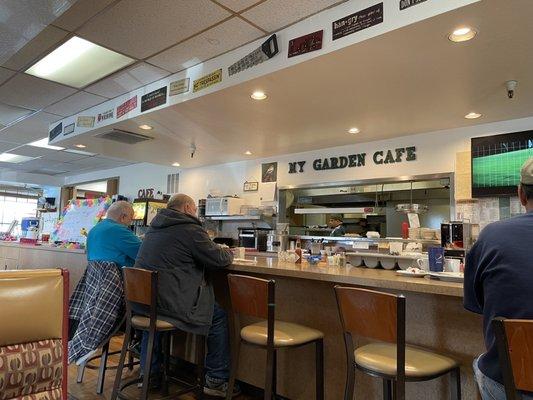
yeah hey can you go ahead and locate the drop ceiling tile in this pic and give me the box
[5,145,57,158]
[0,67,15,85]
[52,0,117,32]
[2,25,69,71]
[45,91,107,117]
[0,73,77,109]
[215,0,262,12]
[64,156,100,167]
[77,0,231,59]
[44,150,92,162]
[0,111,61,144]
[148,17,264,72]
[242,0,344,32]
[0,140,19,153]
[85,62,169,99]
[0,102,35,128]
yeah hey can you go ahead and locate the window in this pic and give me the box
[0,195,38,235]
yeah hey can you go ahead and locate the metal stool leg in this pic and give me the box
[264,347,275,400]
[111,326,132,400]
[383,379,393,400]
[316,339,324,400]
[225,339,241,400]
[96,341,110,394]
[196,334,206,398]
[161,332,170,396]
[76,363,86,383]
[450,368,461,400]
[140,329,156,400]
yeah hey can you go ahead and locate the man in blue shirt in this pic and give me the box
[69,201,142,364]
[87,200,141,267]
[464,158,533,400]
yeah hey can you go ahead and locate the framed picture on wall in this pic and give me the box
[243,181,259,192]
[261,162,278,183]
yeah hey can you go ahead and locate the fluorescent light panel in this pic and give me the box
[0,153,35,163]
[28,137,65,150]
[25,36,135,88]
[64,149,97,156]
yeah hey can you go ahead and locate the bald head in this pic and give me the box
[167,194,197,216]
[106,201,134,225]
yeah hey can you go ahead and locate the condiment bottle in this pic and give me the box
[401,222,409,239]
[339,252,347,267]
[295,248,302,264]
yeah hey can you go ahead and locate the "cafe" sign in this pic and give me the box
[288,146,416,174]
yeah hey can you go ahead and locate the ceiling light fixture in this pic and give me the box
[448,26,477,42]
[251,91,267,100]
[172,162,180,167]
[75,144,87,148]
[138,124,153,130]
[348,127,360,134]
[465,112,482,119]
[64,149,96,156]
[28,137,65,150]
[0,153,34,163]
[244,151,252,155]
[25,36,134,88]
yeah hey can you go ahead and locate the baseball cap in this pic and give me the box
[521,157,533,185]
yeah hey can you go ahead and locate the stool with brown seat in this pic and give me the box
[334,286,461,400]
[226,274,324,400]
[492,317,533,399]
[111,267,206,400]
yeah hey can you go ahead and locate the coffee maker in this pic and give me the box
[441,221,473,250]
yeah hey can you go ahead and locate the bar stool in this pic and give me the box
[334,286,461,400]
[492,317,533,399]
[226,274,324,400]
[111,268,206,400]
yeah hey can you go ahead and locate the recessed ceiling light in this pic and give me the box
[0,153,34,163]
[172,162,180,167]
[75,144,87,148]
[244,150,252,155]
[28,137,64,150]
[448,27,477,42]
[465,112,482,119]
[139,124,153,130]
[348,127,360,134]
[251,91,267,100]
[25,36,134,88]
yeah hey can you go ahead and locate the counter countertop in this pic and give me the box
[0,241,86,254]
[229,257,463,297]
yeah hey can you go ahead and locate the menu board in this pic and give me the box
[52,197,112,245]
[147,201,166,225]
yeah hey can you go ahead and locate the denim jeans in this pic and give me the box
[139,303,231,382]
[473,356,533,400]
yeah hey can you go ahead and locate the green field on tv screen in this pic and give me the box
[472,148,533,188]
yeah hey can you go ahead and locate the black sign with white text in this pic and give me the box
[400,0,428,10]
[141,87,167,112]
[228,34,279,76]
[332,3,383,41]
[49,122,62,141]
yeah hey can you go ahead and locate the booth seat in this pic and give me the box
[0,269,69,400]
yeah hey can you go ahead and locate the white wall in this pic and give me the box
[64,116,533,203]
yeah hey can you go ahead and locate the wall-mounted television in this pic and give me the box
[471,130,533,197]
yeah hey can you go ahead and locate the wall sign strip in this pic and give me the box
[97,109,113,123]
[288,30,323,58]
[116,96,137,119]
[141,86,167,112]
[63,123,75,135]
[193,69,222,93]
[169,78,190,96]
[332,3,384,41]
[49,122,62,141]
[76,116,95,128]
[400,0,428,10]
[228,34,279,76]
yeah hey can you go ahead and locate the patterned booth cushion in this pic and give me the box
[0,339,62,400]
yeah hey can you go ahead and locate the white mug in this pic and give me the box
[445,258,461,273]
[416,256,430,271]
[236,247,246,259]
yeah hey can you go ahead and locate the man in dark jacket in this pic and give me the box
[134,194,238,398]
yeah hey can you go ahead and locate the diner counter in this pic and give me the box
[230,257,463,297]
[0,241,86,254]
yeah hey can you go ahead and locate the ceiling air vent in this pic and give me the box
[94,129,153,145]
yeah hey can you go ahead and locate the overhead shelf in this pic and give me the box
[294,207,383,215]
[205,215,272,221]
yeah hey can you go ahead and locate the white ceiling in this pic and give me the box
[0,0,347,178]
[52,0,533,170]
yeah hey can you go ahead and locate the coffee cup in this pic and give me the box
[444,258,461,273]
[416,256,430,271]
[235,247,246,259]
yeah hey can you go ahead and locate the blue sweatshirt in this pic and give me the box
[87,219,141,267]
[464,211,533,384]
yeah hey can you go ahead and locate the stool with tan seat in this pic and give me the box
[492,317,533,399]
[111,268,206,400]
[0,269,69,400]
[226,274,324,400]
[334,286,461,400]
